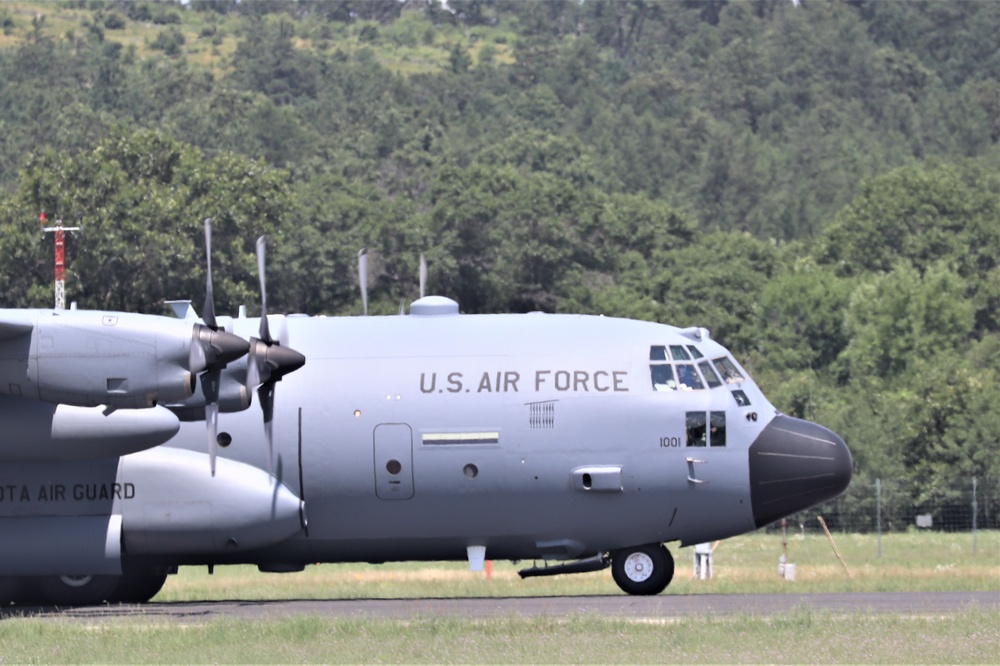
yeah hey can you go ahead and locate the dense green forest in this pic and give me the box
[0,0,997,524]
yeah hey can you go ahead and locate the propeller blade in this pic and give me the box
[258,382,275,474]
[203,218,217,330]
[419,253,427,299]
[188,334,207,374]
[358,248,368,316]
[399,299,405,316]
[247,343,261,388]
[202,367,221,477]
[256,236,271,344]
[206,402,219,477]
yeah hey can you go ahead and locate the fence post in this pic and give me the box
[972,477,977,554]
[876,477,882,559]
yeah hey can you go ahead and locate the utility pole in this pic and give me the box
[40,212,80,310]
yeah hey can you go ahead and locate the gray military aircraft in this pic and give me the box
[0,221,851,606]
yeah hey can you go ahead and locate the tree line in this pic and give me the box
[0,0,997,521]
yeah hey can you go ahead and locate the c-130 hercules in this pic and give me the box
[0,220,851,606]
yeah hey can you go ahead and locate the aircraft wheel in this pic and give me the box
[33,575,120,607]
[611,544,674,595]
[108,572,169,604]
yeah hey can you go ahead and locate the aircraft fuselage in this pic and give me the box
[0,307,852,601]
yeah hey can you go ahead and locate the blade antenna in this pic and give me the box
[419,253,427,299]
[358,248,368,316]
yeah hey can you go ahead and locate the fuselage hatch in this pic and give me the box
[0,303,851,603]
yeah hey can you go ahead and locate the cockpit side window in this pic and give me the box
[713,356,745,383]
[686,412,707,447]
[687,345,704,359]
[687,411,727,447]
[649,346,668,361]
[669,345,691,361]
[675,364,704,390]
[710,411,727,447]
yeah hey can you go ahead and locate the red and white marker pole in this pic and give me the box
[40,212,80,310]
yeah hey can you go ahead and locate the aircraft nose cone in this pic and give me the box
[749,415,852,528]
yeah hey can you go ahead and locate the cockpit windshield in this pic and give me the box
[651,346,745,392]
[712,357,745,384]
[699,361,722,388]
[675,364,704,390]
[669,345,690,361]
[651,364,676,391]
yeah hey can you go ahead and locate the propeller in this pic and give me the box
[246,235,306,474]
[196,218,249,476]
[358,248,368,316]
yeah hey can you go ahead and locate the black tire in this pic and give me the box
[611,544,674,595]
[108,572,169,604]
[32,575,120,607]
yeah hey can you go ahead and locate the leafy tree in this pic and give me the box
[838,262,974,382]
[819,162,1000,334]
[0,129,291,314]
[757,258,853,371]
[229,18,320,104]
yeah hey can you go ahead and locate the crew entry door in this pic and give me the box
[374,423,414,500]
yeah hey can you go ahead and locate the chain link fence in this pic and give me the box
[769,476,999,545]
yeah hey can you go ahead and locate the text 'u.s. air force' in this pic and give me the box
[420,370,628,394]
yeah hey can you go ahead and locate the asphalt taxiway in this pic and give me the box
[12,591,998,622]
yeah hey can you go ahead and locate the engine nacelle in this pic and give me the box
[165,364,252,420]
[0,309,229,409]
[0,450,303,575]
[0,395,180,462]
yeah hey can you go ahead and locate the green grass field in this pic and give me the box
[154,530,999,601]
[1,610,997,664]
[0,532,995,664]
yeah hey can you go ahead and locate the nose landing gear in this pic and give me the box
[611,543,674,595]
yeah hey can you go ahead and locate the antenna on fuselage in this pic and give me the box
[419,253,427,299]
[358,248,369,316]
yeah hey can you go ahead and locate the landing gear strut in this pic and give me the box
[611,543,674,595]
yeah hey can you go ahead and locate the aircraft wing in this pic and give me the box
[0,312,33,340]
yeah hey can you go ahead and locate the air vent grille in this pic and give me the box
[528,401,556,429]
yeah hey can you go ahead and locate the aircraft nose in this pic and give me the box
[748,414,852,529]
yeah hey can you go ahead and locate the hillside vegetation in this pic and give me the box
[0,0,997,521]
